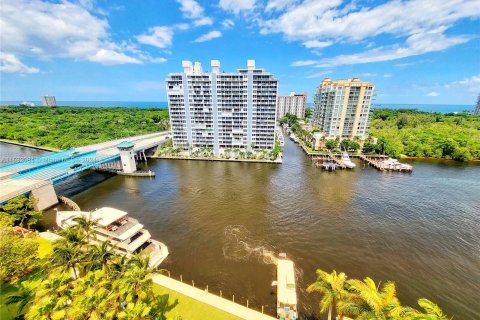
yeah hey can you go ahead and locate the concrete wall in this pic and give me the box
[31,182,58,210]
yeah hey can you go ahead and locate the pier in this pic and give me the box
[275,254,298,320]
[359,155,413,172]
[312,153,346,170]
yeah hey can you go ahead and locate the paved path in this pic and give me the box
[152,274,276,320]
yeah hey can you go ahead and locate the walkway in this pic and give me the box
[151,274,276,320]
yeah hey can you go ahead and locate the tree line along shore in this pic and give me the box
[0,105,479,161]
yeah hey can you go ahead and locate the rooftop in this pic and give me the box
[117,141,135,149]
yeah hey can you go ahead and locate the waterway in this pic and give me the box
[1,140,479,319]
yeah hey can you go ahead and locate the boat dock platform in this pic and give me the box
[359,155,413,172]
[312,154,346,170]
[275,253,298,320]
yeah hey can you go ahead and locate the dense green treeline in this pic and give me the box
[0,106,169,149]
[370,109,480,161]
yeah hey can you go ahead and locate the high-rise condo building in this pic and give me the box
[42,95,57,107]
[312,78,374,140]
[277,92,307,119]
[166,60,278,155]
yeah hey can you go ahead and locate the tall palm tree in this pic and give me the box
[85,241,114,272]
[344,277,403,319]
[307,269,348,320]
[51,240,84,279]
[72,212,99,240]
[58,226,88,250]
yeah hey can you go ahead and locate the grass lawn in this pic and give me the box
[153,284,242,320]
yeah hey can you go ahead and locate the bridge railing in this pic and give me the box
[0,149,75,172]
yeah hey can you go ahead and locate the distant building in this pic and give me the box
[277,92,307,119]
[166,59,278,155]
[475,94,480,116]
[42,95,57,106]
[312,78,374,140]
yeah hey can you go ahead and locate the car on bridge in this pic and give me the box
[70,163,82,169]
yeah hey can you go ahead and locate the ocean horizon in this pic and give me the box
[0,100,475,114]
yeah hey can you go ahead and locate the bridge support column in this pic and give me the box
[117,141,137,173]
[31,182,58,210]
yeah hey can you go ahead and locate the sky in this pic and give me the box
[0,0,479,104]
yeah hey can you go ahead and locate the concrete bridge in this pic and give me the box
[0,132,170,210]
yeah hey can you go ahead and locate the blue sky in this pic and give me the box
[1,0,479,104]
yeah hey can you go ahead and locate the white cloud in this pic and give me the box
[175,23,190,30]
[89,49,141,65]
[0,0,152,69]
[290,60,317,67]
[451,74,480,93]
[193,17,214,27]
[303,40,332,49]
[148,57,168,64]
[177,0,204,18]
[176,0,213,27]
[219,0,256,14]
[383,74,392,78]
[193,30,222,43]
[361,73,377,77]
[222,19,235,28]
[260,0,480,65]
[136,26,174,48]
[315,28,470,67]
[265,0,296,12]
[427,91,440,96]
[0,53,39,74]
[306,70,332,79]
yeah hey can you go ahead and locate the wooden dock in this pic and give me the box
[312,153,346,170]
[359,155,413,172]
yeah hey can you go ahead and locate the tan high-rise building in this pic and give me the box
[277,92,307,119]
[312,78,374,140]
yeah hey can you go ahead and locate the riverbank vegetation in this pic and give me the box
[0,106,169,149]
[155,137,283,161]
[370,109,480,161]
[308,268,448,320]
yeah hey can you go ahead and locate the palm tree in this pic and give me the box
[58,226,88,250]
[401,298,450,320]
[307,269,348,320]
[6,283,34,316]
[72,212,99,240]
[85,241,114,272]
[344,277,403,319]
[51,240,84,279]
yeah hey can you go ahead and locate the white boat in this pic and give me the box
[276,253,298,320]
[341,151,356,169]
[381,158,413,171]
[56,207,169,268]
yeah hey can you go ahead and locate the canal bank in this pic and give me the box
[1,140,480,319]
